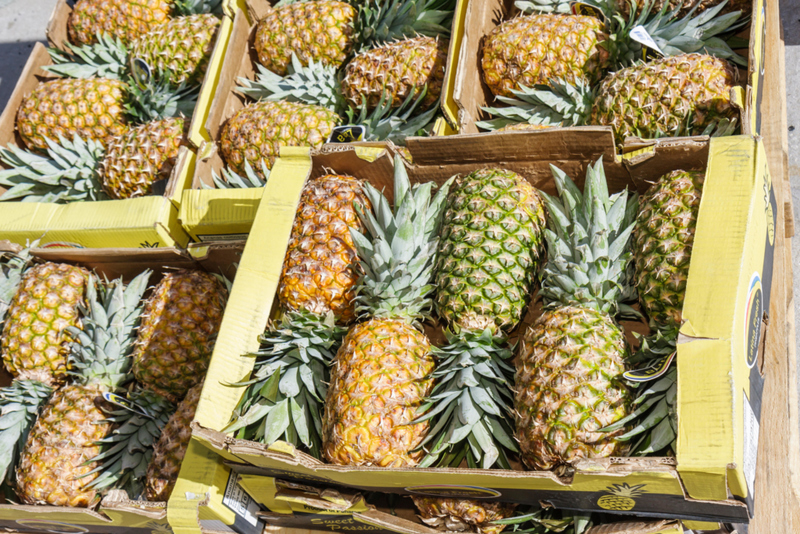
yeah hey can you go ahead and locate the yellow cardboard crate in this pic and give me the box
[185,131,774,524]
[0,242,241,532]
[443,0,765,138]
[0,6,233,248]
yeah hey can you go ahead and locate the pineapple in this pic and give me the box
[278,174,371,323]
[479,54,740,144]
[130,14,221,86]
[144,380,203,501]
[482,14,610,98]
[1,262,89,385]
[15,273,148,506]
[412,497,517,534]
[16,78,129,152]
[252,0,455,76]
[480,4,747,99]
[321,156,452,467]
[341,36,449,110]
[219,101,340,178]
[615,0,751,18]
[101,117,185,199]
[514,160,637,470]
[631,170,704,329]
[131,269,227,403]
[411,168,546,531]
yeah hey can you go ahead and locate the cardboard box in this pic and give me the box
[185,131,774,524]
[443,0,766,139]
[0,4,234,248]
[0,242,242,532]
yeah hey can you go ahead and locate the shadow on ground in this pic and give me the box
[0,40,45,115]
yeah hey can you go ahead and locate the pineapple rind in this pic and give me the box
[412,496,517,534]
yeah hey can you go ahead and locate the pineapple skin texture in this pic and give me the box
[132,270,227,403]
[616,0,751,18]
[323,318,434,467]
[16,78,128,152]
[101,117,184,199]
[412,497,517,534]
[219,100,341,179]
[632,171,704,329]
[278,174,371,324]
[1,263,89,386]
[131,14,221,87]
[590,54,738,144]
[15,384,110,506]
[145,381,203,501]
[254,0,355,76]
[515,306,631,470]
[481,14,610,98]
[435,168,546,333]
[341,36,449,111]
[67,0,171,46]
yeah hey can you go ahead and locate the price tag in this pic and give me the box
[327,125,367,143]
[623,351,675,383]
[629,25,666,58]
[130,58,152,89]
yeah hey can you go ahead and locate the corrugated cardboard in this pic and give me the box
[0,242,242,531]
[444,0,764,138]
[0,3,233,248]
[179,8,264,243]
[186,131,771,524]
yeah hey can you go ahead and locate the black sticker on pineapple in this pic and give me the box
[570,1,605,22]
[130,57,152,89]
[629,26,665,60]
[103,392,153,419]
[327,125,366,143]
[623,352,675,383]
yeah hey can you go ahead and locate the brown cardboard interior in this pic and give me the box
[202,134,715,495]
[0,242,242,515]
[0,43,188,200]
[44,0,72,49]
[193,9,258,188]
[452,0,753,135]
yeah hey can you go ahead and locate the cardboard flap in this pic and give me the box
[585,520,681,534]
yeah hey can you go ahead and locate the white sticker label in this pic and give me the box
[743,395,760,495]
[629,26,665,56]
[222,473,260,527]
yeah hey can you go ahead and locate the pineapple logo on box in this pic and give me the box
[405,485,501,499]
[14,520,88,534]
[596,483,647,511]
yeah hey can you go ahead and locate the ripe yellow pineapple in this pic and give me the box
[219,101,340,179]
[15,273,148,506]
[131,270,227,403]
[1,263,89,385]
[412,497,517,534]
[101,118,185,199]
[145,381,203,501]
[278,174,371,324]
[16,78,128,152]
[321,157,452,467]
[341,36,449,111]
[68,0,171,45]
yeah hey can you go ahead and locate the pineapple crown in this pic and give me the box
[0,243,37,323]
[351,156,453,324]
[125,80,198,125]
[0,135,107,204]
[236,54,439,143]
[354,0,456,51]
[413,328,518,469]
[46,33,129,80]
[0,379,54,485]
[84,386,176,496]
[173,0,224,16]
[538,159,638,316]
[225,311,347,457]
[202,160,270,190]
[65,270,151,389]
